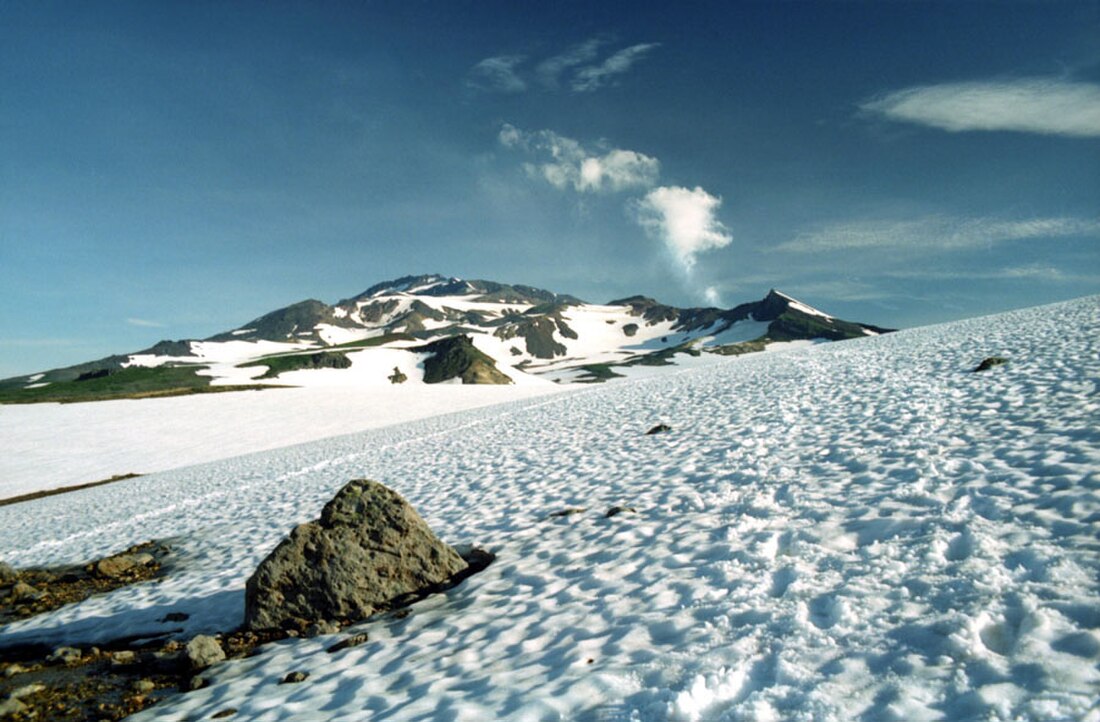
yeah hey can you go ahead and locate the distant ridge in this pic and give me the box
[0,275,892,403]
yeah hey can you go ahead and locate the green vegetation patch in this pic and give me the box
[0,365,272,405]
[241,351,352,379]
[416,335,511,385]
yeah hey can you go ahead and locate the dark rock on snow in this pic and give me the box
[605,506,637,518]
[973,356,1008,372]
[547,507,587,518]
[646,424,672,435]
[326,633,370,654]
[244,479,468,631]
[280,671,309,684]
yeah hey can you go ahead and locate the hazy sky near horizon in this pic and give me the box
[1,1,1098,377]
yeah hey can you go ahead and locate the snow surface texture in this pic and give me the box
[0,385,563,499]
[2,297,1099,721]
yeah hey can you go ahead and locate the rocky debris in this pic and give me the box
[326,633,370,654]
[605,506,637,518]
[547,507,587,518]
[304,620,340,638]
[388,366,408,384]
[279,671,309,685]
[244,479,469,632]
[0,541,170,626]
[0,561,16,584]
[184,636,225,672]
[109,651,136,667]
[0,697,27,717]
[94,552,155,580]
[10,582,42,603]
[132,679,156,694]
[47,647,82,666]
[646,423,672,435]
[973,356,1008,372]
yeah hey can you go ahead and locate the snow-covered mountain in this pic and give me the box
[0,274,891,401]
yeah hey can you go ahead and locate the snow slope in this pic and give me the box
[0,385,565,499]
[1,296,1098,721]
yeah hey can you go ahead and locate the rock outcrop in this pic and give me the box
[244,480,468,631]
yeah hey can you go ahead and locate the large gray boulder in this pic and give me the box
[244,479,468,631]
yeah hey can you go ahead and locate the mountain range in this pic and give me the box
[0,274,892,403]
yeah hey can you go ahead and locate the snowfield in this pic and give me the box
[1,296,1098,721]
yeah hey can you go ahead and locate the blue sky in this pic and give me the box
[1,1,1098,378]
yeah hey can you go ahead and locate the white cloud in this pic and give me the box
[466,55,527,93]
[499,124,659,193]
[703,286,722,306]
[862,78,1100,137]
[536,38,604,88]
[572,43,660,93]
[127,318,165,328]
[778,216,1100,253]
[633,186,732,270]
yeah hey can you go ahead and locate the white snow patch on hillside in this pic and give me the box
[313,324,376,346]
[1,296,1097,721]
[774,291,833,320]
[698,320,770,347]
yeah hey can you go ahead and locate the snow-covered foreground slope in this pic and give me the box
[1,296,1098,721]
[0,385,565,499]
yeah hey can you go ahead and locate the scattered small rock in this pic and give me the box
[0,561,16,584]
[8,683,45,699]
[646,423,672,435]
[110,651,136,667]
[95,552,154,579]
[279,671,309,685]
[2,664,27,679]
[605,506,637,518]
[187,675,209,692]
[548,507,587,518]
[184,635,225,672]
[212,708,238,719]
[973,356,1008,372]
[0,697,27,717]
[304,620,340,638]
[160,611,190,623]
[388,366,408,384]
[326,633,369,654]
[10,581,42,603]
[47,646,82,666]
[132,679,157,694]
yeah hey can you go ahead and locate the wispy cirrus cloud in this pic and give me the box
[883,264,1099,283]
[466,55,527,93]
[468,38,659,94]
[631,186,732,270]
[571,43,661,93]
[127,317,165,328]
[535,38,604,89]
[777,216,1100,253]
[861,78,1100,137]
[499,124,659,193]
